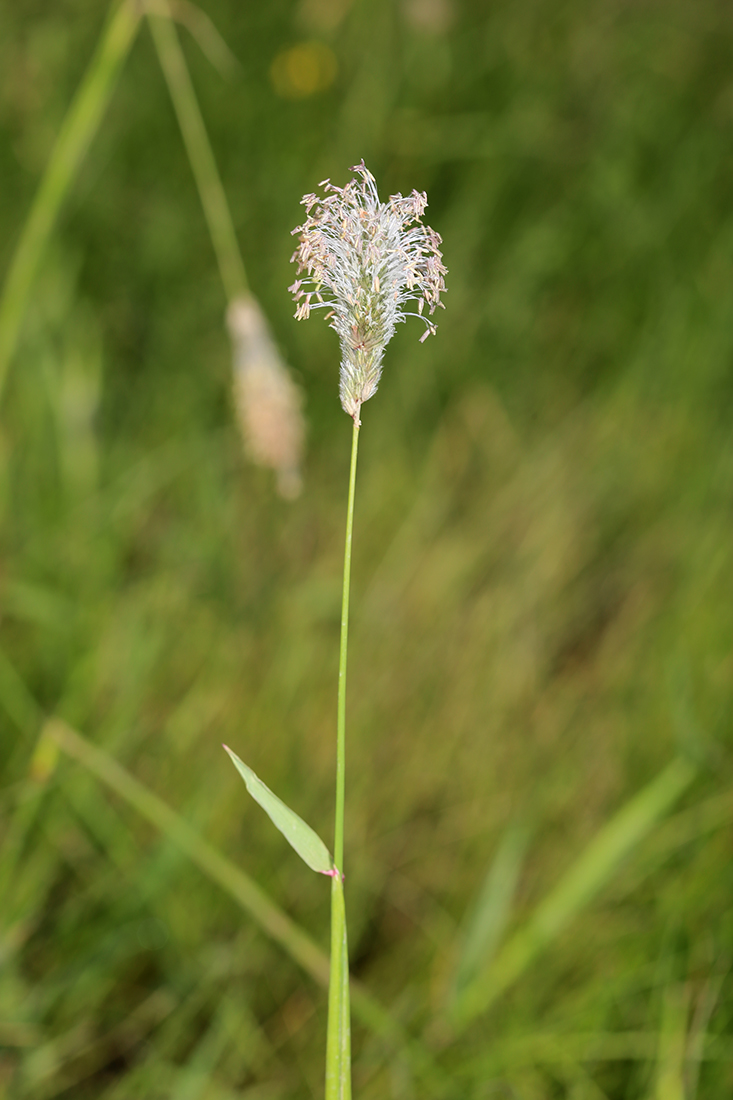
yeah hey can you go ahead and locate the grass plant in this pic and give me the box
[225,162,447,1097]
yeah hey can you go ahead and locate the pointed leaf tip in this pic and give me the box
[224,744,334,876]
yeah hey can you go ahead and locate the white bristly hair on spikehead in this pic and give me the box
[289,161,447,421]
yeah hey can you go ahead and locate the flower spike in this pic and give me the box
[290,161,447,420]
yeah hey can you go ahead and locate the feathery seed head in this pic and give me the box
[289,161,447,420]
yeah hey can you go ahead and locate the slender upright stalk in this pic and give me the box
[147,7,247,303]
[0,0,141,402]
[334,417,360,873]
[326,415,360,1100]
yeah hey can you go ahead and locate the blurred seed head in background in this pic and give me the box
[227,295,305,500]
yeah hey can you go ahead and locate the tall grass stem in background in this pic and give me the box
[149,5,305,495]
[147,6,247,302]
[0,0,141,401]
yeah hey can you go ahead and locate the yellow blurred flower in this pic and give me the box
[270,41,337,99]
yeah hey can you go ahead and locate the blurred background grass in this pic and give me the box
[1,0,733,1096]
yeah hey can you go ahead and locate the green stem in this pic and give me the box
[0,0,141,402]
[334,416,360,873]
[326,415,360,1100]
[147,7,248,302]
[326,874,351,1100]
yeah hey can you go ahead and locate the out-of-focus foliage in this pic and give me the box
[1,0,733,1097]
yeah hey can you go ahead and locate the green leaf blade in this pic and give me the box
[450,821,530,1006]
[224,745,334,876]
[452,756,696,1028]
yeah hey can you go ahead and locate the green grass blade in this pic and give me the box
[450,821,529,1006]
[0,726,60,937]
[652,982,689,1100]
[223,744,334,875]
[0,0,141,399]
[146,5,247,302]
[452,757,696,1028]
[686,971,725,1100]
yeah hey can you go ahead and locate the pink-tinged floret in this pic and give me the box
[289,161,447,420]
